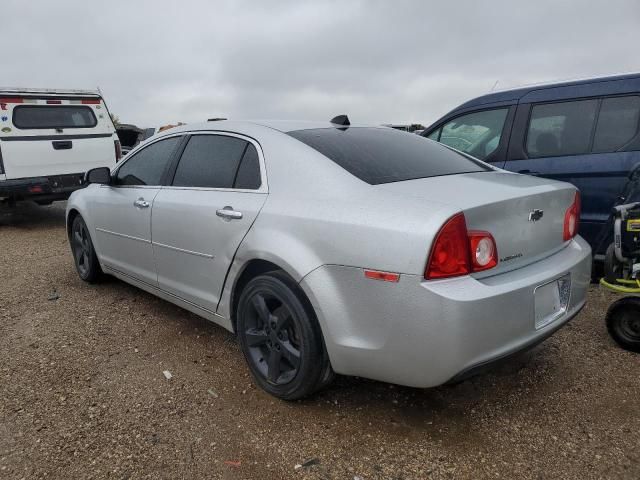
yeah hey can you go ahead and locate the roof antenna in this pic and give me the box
[330,114,350,126]
[491,80,499,92]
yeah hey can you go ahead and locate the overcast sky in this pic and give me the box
[5,0,640,127]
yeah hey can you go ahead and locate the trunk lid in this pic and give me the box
[377,171,578,276]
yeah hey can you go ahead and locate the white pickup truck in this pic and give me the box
[0,88,121,205]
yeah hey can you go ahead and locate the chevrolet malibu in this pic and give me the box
[66,117,591,400]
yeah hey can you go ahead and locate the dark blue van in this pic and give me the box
[422,73,640,258]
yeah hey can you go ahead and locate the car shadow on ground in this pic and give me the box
[0,201,67,229]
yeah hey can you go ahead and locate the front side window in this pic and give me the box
[438,108,508,160]
[172,135,250,189]
[526,100,597,158]
[288,127,489,185]
[12,105,97,129]
[593,96,640,153]
[115,136,180,186]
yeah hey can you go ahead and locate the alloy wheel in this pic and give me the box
[72,220,92,278]
[243,292,302,385]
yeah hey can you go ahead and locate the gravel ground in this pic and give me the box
[1,202,639,480]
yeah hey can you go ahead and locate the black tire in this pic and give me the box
[70,215,102,283]
[236,271,331,400]
[606,297,640,353]
[604,243,622,284]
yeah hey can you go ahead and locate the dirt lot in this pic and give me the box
[0,202,639,480]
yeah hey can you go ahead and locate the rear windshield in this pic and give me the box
[12,105,97,129]
[288,127,489,185]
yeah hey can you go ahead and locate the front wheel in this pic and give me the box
[70,215,102,283]
[236,272,330,400]
[606,297,640,353]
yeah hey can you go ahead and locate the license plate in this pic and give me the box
[534,274,571,330]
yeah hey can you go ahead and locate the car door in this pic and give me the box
[151,132,268,312]
[503,96,640,253]
[91,135,183,285]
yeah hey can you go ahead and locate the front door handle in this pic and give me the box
[216,206,243,220]
[133,198,150,208]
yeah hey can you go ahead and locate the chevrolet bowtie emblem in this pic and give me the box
[528,209,544,222]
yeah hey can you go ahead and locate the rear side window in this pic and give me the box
[115,136,180,186]
[288,127,489,185]
[526,100,598,158]
[234,144,262,189]
[12,105,97,129]
[438,108,508,160]
[172,135,252,189]
[593,96,640,153]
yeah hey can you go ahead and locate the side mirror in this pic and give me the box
[85,167,111,185]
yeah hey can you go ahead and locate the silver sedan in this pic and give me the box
[66,118,591,399]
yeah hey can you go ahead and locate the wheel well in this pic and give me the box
[66,209,80,240]
[231,259,284,332]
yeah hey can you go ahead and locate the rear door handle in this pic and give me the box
[216,206,243,220]
[52,140,72,150]
[518,169,541,176]
[133,198,150,208]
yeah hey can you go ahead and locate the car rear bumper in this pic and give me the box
[0,173,85,200]
[300,236,592,388]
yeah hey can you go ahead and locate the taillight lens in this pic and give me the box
[114,140,122,162]
[563,191,581,241]
[425,213,471,279]
[425,213,499,280]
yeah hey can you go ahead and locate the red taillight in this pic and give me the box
[81,98,101,105]
[425,213,471,279]
[0,97,23,103]
[563,191,581,241]
[114,140,122,162]
[425,213,499,280]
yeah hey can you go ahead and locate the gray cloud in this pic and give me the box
[5,0,640,127]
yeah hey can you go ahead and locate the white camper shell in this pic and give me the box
[0,88,120,204]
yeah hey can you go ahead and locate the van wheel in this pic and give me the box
[70,215,102,283]
[237,271,330,400]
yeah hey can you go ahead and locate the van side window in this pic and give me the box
[172,135,248,189]
[426,129,440,141]
[593,96,640,153]
[438,109,508,160]
[526,100,597,158]
[115,136,180,186]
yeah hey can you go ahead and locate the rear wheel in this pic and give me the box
[606,297,640,353]
[70,215,102,283]
[236,271,331,400]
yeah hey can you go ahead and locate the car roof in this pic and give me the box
[151,119,382,138]
[455,72,640,110]
[0,87,101,97]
